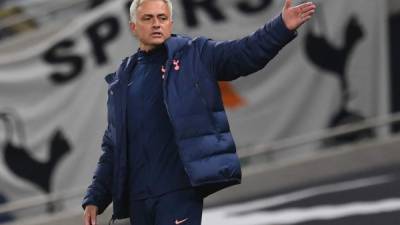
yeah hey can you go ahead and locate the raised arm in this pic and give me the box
[198,0,316,81]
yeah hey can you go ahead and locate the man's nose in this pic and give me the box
[152,18,161,27]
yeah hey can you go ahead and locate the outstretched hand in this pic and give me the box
[282,0,316,31]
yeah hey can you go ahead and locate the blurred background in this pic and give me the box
[0,0,400,224]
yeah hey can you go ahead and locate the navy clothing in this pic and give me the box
[82,14,297,220]
[127,46,191,201]
[129,188,203,225]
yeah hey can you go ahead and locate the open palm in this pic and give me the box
[282,0,316,30]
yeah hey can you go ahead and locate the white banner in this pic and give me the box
[0,0,135,217]
[0,0,389,218]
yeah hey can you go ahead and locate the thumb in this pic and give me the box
[284,0,292,9]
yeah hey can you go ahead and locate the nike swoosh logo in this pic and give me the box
[175,218,188,224]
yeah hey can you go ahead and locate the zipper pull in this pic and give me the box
[108,215,116,225]
[161,66,166,80]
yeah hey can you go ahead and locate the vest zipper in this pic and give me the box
[162,60,173,122]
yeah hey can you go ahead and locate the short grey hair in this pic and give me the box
[129,0,173,23]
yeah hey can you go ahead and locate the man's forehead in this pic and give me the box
[137,0,169,13]
[137,0,168,9]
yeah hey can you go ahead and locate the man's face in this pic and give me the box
[130,0,173,51]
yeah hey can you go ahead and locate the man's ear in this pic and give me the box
[129,22,136,35]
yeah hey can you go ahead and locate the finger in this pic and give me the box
[302,9,315,18]
[90,210,97,225]
[284,0,292,9]
[300,13,313,24]
[294,2,315,11]
[301,4,316,13]
[302,15,313,22]
[301,2,315,8]
[84,213,90,225]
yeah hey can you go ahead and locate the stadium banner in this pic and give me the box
[0,0,388,218]
[220,0,389,151]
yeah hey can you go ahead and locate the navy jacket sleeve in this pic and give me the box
[198,14,297,81]
[81,124,114,214]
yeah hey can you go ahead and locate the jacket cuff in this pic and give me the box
[82,196,107,215]
[270,13,298,44]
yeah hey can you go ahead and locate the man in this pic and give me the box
[82,0,316,224]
